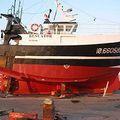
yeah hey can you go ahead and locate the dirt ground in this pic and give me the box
[0,94,120,120]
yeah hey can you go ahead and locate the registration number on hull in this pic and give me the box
[96,47,120,54]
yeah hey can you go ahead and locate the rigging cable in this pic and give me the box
[60,0,120,25]
[23,1,44,11]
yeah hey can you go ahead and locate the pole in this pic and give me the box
[103,81,109,97]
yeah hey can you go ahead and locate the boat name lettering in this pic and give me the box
[96,47,120,54]
[29,34,40,38]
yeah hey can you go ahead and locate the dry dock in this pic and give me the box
[0,94,120,120]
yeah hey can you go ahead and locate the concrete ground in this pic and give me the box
[0,94,120,120]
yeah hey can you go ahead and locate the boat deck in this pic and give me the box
[0,94,120,120]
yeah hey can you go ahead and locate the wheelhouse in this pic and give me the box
[43,22,78,34]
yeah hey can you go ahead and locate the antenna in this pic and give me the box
[53,9,57,21]
[48,9,52,18]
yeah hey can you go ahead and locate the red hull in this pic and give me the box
[12,64,120,94]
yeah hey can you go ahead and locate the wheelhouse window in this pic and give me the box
[49,25,55,30]
[66,25,72,32]
[49,25,58,34]
[58,25,64,32]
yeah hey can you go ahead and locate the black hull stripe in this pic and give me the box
[14,59,120,67]
[0,42,120,57]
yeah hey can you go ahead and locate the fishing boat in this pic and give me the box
[0,0,120,95]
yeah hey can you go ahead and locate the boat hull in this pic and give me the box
[13,64,120,94]
[0,42,120,94]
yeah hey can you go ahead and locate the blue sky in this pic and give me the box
[0,0,120,34]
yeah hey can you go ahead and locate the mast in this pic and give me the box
[20,7,23,21]
[54,0,76,22]
[1,0,26,44]
[13,0,16,15]
[17,0,21,18]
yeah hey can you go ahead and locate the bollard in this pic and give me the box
[43,98,55,120]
